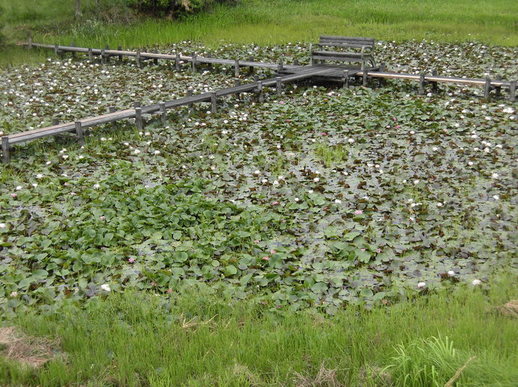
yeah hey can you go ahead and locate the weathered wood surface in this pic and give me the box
[24,43,298,70]
[312,36,375,68]
[1,67,334,161]
[4,38,515,163]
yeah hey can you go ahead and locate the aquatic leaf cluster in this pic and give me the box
[0,41,517,315]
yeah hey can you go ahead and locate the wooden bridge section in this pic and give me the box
[2,39,516,163]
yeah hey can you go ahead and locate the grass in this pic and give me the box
[1,274,517,385]
[1,0,517,64]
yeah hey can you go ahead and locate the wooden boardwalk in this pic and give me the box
[2,40,516,163]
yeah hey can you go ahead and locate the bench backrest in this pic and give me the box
[319,36,375,50]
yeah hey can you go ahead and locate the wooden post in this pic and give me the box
[27,35,33,50]
[342,70,350,89]
[210,92,217,114]
[278,59,284,73]
[484,77,491,99]
[70,42,76,58]
[234,60,240,77]
[276,77,282,96]
[118,46,123,62]
[52,118,60,126]
[419,73,426,95]
[159,102,167,125]
[175,53,180,71]
[136,51,142,68]
[509,80,516,102]
[495,76,502,97]
[309,43,314,66]
[362,69,368,87]
[54,44,59,56]
[88,48,93,61]
[135,107,143,131]
[206,54,213,70]
[104,45,110,63]
[101,49,106,65]
[187,89,193,113]
[248,56,255,74]
[378,63,386,88]
[2,137,10,163]
[257,81,264,103]
[108,106,116,113]
[75,121,85,145]
[191,54,197,73]
[431,69,438,94]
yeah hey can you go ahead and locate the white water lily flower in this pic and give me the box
[93,183,100,189]
[334,199,342,204]
[154,150,161,155]
[0,223,6,229]
[417,282,426,288]
[447,270,455,277]
[36,173,44,179]
[492,195,499,200]
[134,149,141,155]
[472,279,481,286]
[100,284,111,292]
[16,186,22,191]
[491,173,499,179]
[437,202,444,207]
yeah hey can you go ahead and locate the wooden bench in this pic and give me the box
[311,36,376,69]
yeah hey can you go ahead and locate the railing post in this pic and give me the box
[495,75,502,97]
[75,121,85,145]
[27,34,33,50]
[342,70,350,89]
[175,53,180,71]
[159,102,167,125]
[211,92,217,114]
[276,77,282,96]
[101,49,106,65]
[257,81,264,103]
[191,54,197,73]
[419,73,426,95]
[362,69,368,87]
[234,59,240,78]
[2,137,10,163]
[88,48,93,61]
[509,80,516,102]
[484,77,491,100]
[136,51,142,68]
[431,69,438,94]
[248,56,255,74]
[187,89,193,113]
[278,59,284,73]
[118,46,123,62]
[135,107,143,131]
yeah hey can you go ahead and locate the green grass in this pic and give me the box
[2,0,518,49]
[1,275,517,385]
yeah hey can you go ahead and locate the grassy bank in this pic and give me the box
[2,0,518,49]
[1,275,517,385]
